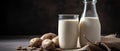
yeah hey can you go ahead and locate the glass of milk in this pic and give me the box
[58,14,79,49]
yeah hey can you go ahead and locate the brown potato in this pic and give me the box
[41,39,55,49]
[52,36,59,47]
[40,32,57,40]
[29,38,42,47]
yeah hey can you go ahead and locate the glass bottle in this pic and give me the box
[79,0,101,47]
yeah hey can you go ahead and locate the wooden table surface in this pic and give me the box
[0,35,81,51]
[0,36,33,51]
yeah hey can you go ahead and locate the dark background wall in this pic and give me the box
[2,0,120,36]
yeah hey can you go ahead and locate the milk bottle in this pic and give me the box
[79,0,101,47]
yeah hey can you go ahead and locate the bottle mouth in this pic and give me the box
[83,0,97,3]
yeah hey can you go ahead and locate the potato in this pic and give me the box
[52,36,59,47]
[29,38,42,47]
[41,39,55,49]
[40,32,57,40]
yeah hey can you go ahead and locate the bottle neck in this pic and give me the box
[82,1,98,17]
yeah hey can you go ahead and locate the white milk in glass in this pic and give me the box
[79,17,101,47]
[58,19,78,49]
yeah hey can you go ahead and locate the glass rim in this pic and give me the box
[58,14,79,16]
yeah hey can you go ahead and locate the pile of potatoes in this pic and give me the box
[28,32,59,50]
